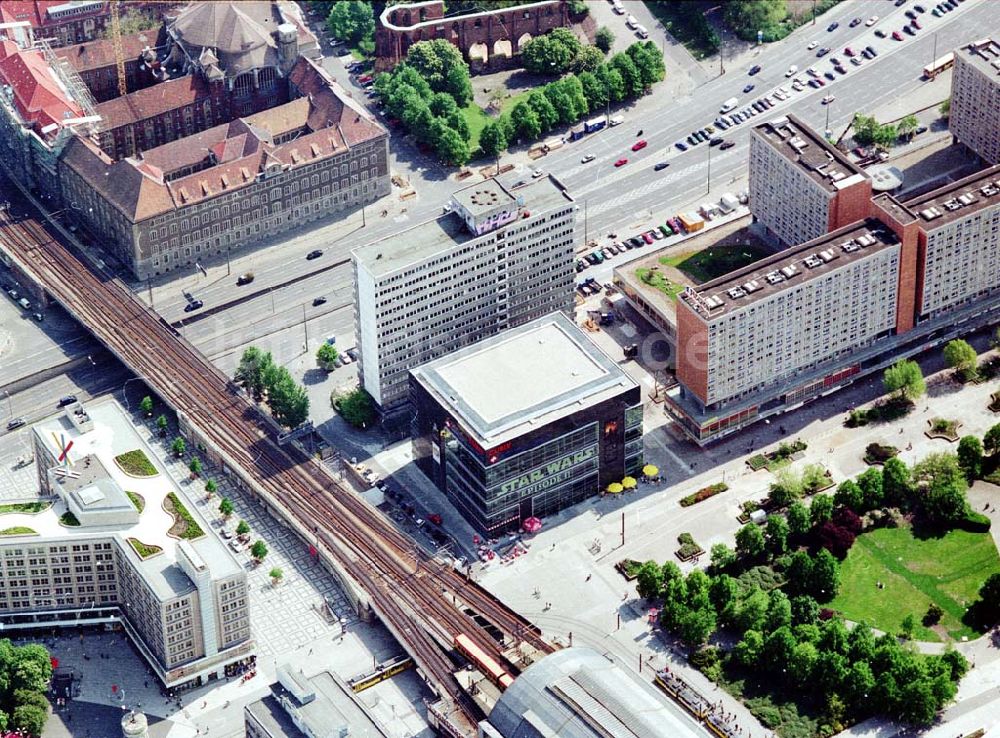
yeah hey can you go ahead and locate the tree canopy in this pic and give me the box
[883,359,925,402]
[326,1,374,45]
[334,387,376,429]
[521,28,582,74]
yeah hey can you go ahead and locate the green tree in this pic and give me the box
[899,613,917,640]
[897,113,919,139]
[847,621,876,662]
[139,395,153,416]
[914,452,969,525]
[882,456,912,507]
[979,572,1000,610]
[236,519,251,537]
[316,342,339,370]
[171,437,186,457]
[873,123,898,150]
[939,98,950,117]
[204,478,218,497]
[542,79,577,125]
[235,346,273,400]
[269,566,284,585]
[521,28,581,74]
[626,40,665,88]
[268,367,310,428]
[735,587,769,632]
[958,435,984,482]
[445,64,473,108]
[188,457,202,477]
[635,560,663,599]
[10,704,46,737]
[678,606,716,647]
[810,493,834,526]
[510,101,542,141]
[156,414,169,436]
[479,119,509,158]
[769,467,803,508]
[763,625,797,673]
[250,539,268,561]
[899,680,937,725]
[595,26,615,53]
[709,574,740,625]
[834,479,864,512]
[766,589,792,631]
[787,501,811,540]
[445,109,471,142]
[405,40,473,105]
[883,359,925,402]
[578,71,609,111]
[218,497,234,519]
[852,114,880,146]
[609,51,643,98]
[735,523,766,560]
[734,629,764,666]
[526,89,559,132]
[326,0,374,44]
[984,423,1000,457]
[710,542,737,572]
[595,63,626,103]
[723,0,788,35]
[811,548,840,601]
[786,550,814,596]
[943,338,978,379]
[431,121,471,166]
[791,594,820,626]
[765,514,789,556]
[334,387,376,429]
[788,641,818,684]
[857,467,884,511]
[843,660,876,708]
[573,45,605,73]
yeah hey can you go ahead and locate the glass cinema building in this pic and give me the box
[410,313,643,536]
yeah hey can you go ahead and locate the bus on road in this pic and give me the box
[923,52,954,80]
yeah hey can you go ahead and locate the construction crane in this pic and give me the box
[110,0,127,96]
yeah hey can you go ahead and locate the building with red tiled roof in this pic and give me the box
[54,30,162,102]
[0,1,110,47]
[0,37,84,130]
[59,56,390,280]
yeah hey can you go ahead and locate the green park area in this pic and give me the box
[830,525,1000,642]
[635,243,772,301]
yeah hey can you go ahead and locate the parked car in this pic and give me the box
[236,272,254,285]
[816,47,830,57]
[183,300,204,313]
[912,19,922,29]
[306,249,323,260]
[844,46,856,56]
[875,28,887,38]
[642,232,654,244]
[709,137,723,146]
[631,140,648,151]
[851,57,863,66]
[785,64,798,77]
[653,161,669,171]
[904,25,914,35]
[834,65,847,75]
[58,395,77,407]
[743,83,755,93]
[6,417,26,431]
[824,70,836,81]
[675,141,688,151]
[892,30,903,40]
[808,41,818,49]
[866,15,879,26]
[581,154,596,163]
[808,79,822,88]
[822,95,836,105]
[748,64,761,75]
[614,158,628,167]
[915,126,928,134]
[830,57,841,66]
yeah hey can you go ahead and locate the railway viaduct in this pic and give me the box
[374,0,577,73]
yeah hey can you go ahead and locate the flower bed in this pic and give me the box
[59,511,80,527]
[736,500,761,524]
[864,442,899,466]
[114,449,158,477]
[615,558,642,581]
[680,482,728,507]
[128,538,162,559]
[746,440,807,472]
[675,533,704,562]
[0,502,51,515]
[925,418,961,442]
[126,490,145,513]
[164,493,204,540]
[0,527,36,536]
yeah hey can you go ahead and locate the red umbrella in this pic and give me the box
[522,516,543,533]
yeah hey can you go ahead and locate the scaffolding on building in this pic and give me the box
[35,37,101,135]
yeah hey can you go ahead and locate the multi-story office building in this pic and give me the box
[667,159,1000,444]
[353,177,577,415]
[59,55,390,279]
[749,114,872,248]
[0,399,254,689]
[950,38,1000,165]
[411,312,642,535]
[54,32,161,103]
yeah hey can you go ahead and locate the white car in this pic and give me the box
[581,154,596,163]
[625,13,638,29]
[865,15,879,26]
[785,64,798,77]
[807,41,818,50]
[821,95,836,105]
[612,0,624,14]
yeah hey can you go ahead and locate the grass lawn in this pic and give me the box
[128,537,162,559]
[126,490,145,513]
[0,527,36,536]
[661,243,772,284]
[460,103,492,154]
[644,0,719,60]
[635,267,685,301]
[164,493,204,540]
[0,501,50,515]
[114,449,158,477]
[498,89,531,117]
[830,524,1000,641]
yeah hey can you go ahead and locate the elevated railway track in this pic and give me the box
[0,206,553,733]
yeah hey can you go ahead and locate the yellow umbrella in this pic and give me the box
[642,464,659,478]
[621,476,637,489]
[607,482,624,494]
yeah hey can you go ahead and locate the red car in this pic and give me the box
[892,30,903,40]
[614,158,628,167]
[844,46,856,56]
[357,73,373,84]
[631,140,648,151]
[642,232,654,244]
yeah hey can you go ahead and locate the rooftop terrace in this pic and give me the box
[681,218,899,319]
[753,113,868,193]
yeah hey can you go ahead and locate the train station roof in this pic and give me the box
[486,647,704,738]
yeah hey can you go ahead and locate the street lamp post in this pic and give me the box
[2,389,11,419]
[706,143,712,194]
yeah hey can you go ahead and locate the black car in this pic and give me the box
[895,0,907,5]
[865,45,877,56]
[824,71,836,81]
[313,296,328,306]
[834,65,847,75]
[709,138,724,146]
[306,249,323,260]
[629,237,644,248]
[816,47,830,57]
[748,64,761,75]
[849,17,862,27]
[875,29,887,38]
[915,126,928,135]
[914,4,926,11]
[743,83,755,93]
[653,161,669,171]
[905,9,917,18]
[58,395,77,407]
[585,253,599,265]
[6,417,26,431]
[827,21,839,31]
[184,300,204,313]
[719,141,736,150]
[808,79,822,88]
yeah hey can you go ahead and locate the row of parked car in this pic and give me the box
[576,218,702,272]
